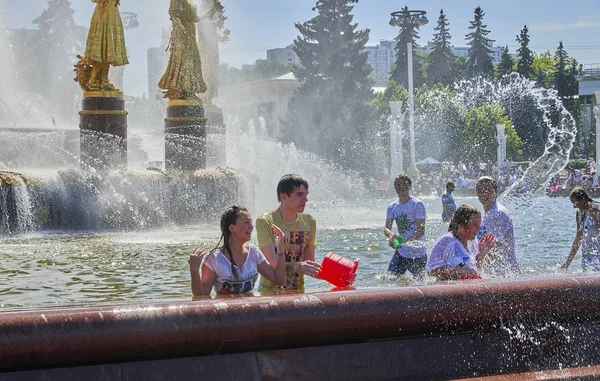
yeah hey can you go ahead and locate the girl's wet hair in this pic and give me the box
[210,205,249,281]
[448,204,481,236]
[570,187,594,203]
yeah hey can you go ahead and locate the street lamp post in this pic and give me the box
[389,8,428,168]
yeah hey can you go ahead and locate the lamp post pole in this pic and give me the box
[389,8,428,168]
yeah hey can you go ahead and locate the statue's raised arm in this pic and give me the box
[74,0,128,93]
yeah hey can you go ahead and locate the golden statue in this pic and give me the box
[74,0,128,94]
[159,0,215,101]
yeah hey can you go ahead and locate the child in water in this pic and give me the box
[188,205,286,296]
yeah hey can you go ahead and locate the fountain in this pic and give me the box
[2,2,600,379]
[388,100,404,180]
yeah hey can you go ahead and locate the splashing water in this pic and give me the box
[225,116,373,212]
[413,74,576,209]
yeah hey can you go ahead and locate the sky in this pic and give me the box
[3,0,600,96]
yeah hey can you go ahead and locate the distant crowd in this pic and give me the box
[408,159,524,196]
[549,157,598,196]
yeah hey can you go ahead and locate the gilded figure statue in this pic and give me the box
[74,0,128,93]
[159,0,217,100]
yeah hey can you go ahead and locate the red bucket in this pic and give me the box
[317,252,359,287]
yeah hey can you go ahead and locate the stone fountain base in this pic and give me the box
[0,166,253,235]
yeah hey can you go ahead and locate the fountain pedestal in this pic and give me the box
[165,99,207,171]
[79,94,128,170]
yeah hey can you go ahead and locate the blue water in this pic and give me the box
[0,195,580,309]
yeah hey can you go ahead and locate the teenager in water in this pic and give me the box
[561,188,600,272]
[188,205,286,296]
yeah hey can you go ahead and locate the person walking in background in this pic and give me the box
[475,176,520,277]
[427,204,495,280]
[188,206,286,296]
[561,188,600,272]
[441,181,457,223]
[383,175,427,280]
[256,174,321,292]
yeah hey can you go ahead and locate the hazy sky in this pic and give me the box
[4,0,600,96]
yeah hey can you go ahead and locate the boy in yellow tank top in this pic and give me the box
[256,174,321,291]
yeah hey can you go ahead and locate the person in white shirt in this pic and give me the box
[475,176,520,277]
[188,206,286,296]
[561,188,600,272]
[427,204,494,280]
[384,175,427,280]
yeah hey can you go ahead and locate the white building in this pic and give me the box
[266,45,300,66]
[265,40,504,84]
[364,39,396,80]
[418,41,504,64]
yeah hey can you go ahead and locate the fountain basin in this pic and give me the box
[1,276,600,379]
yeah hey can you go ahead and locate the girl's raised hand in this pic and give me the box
[188,247,207,271]
[478,234,496,255]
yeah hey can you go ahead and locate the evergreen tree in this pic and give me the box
[390,6,424,89]
[496,46,513,78]
[515,25,534,79]
[465,6,495,78]
[32,0,81,119]
[565,57,580,115]
[554,41,569,97]
[285,0,377,175]
[427,9,455,86]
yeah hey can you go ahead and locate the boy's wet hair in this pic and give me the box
[393,175,412,193]
[277,174,309,202]
[476,176,498,190]
[446,181,455,190]
[449,204,481,236]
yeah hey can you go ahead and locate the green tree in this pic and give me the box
[515,25,534,79]
[285,0,377,174]
[566,57,580,125]
[463,103,522,162]
[427,9,455,86]
[454,56,468,81]
[414,84,466,161]
[532,51,555,88]
[390,6,424,89]
[465,6,495,78]
[554,41,570,97]
[496,46,513,78]
[32,0,81,119]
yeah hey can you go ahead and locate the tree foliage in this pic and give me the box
[515,25,534,79]
[426,9,455,86]
[465,6,495,78]
[462,103,522,162]
[532,51,555,88]
[496,46,513,78]
[284,0,377,175]
[32,0,82,118]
